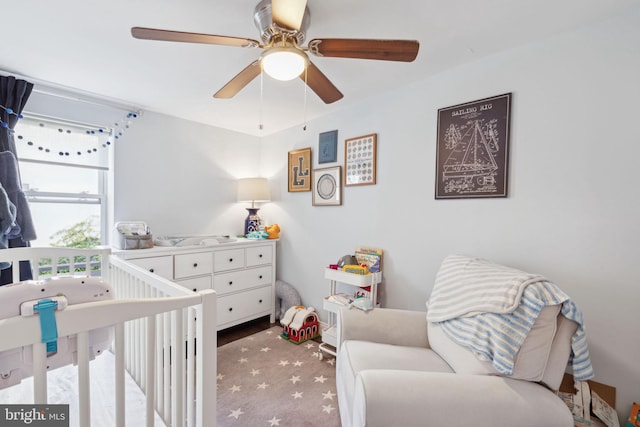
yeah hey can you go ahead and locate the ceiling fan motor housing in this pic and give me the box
[253,0,310,45]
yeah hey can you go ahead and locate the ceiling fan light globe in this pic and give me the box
[261,48,307,81]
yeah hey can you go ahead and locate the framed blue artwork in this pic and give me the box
[318,130,338,163]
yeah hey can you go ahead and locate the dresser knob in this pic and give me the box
[229,258,233,262]
[228,281,233,286]
[192,288,197,292]
[259,275,263,279]
[259,254,263,258]
[149,268,155,273]
[193,263,198,268]
[228,307,233,312]
[259,299,263,303]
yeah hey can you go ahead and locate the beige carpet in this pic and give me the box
[217,326,341,426]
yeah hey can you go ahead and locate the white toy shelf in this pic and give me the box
[319,268,382,360]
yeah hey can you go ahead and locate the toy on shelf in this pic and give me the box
[280,305,320,344]
[265,224,280,239]
[342,264,368,275]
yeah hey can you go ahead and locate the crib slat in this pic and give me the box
[198,290,217,427]
[78,331,91,427]
[32,342,47,404]
[187,307,196,427]
[115,323,125,427]
[172,310,184,427]
[146,315,156,427]
[163,312,171,422]
[155,291,164,414]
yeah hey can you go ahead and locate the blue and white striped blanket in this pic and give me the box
[427,255,594,381]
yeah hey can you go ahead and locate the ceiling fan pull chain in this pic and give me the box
[259,68,264,130]
[302,66,307,131]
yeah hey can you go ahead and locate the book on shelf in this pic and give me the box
[355,247,383,273]
[326,293,354,306]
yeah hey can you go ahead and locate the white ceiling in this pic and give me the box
[2,0,636,136]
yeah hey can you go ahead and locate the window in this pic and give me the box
[15,115,112,246]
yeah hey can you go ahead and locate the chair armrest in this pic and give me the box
[337,307,429,349]
[351,370,572,427]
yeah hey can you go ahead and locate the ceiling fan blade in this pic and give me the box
[308,38,419,62]
[301,61,343,104]
[214,61,262,99]
[132,27,260,48]
[272,0,307,31]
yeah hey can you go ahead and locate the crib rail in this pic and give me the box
[0,246,111,282]
[109,255,217,427]
[0,248,217,427]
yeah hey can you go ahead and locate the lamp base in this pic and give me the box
[244,208,263,236]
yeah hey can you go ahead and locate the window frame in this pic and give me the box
[15,113,113,246]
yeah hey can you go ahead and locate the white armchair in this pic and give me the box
[337,308,575,427]
[335,255,587,427]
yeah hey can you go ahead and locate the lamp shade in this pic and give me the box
[237,177,271,203]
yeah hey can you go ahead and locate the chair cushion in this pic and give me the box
[337,340,453,427]
[541,314,578,390]
[428,304,560,381]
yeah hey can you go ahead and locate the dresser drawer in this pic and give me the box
[246,245,273,267]
[217,286,272,327]
[213,266,272,296]
[128,256,173,280]
[176,275,212,293]
[174,252,213,279]
[213,248,245,272]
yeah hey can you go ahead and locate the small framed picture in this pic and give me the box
[318,130,338,163]
[312,166,342,206]
[288,147,312,192]
[344,133,377,186]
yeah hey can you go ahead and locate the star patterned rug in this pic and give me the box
[216,326,340,426]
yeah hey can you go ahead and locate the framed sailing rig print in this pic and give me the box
[435,93,512,199]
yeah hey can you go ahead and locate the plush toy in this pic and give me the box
[265,224,280,239]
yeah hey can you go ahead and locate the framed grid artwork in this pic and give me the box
[344,133,377,186]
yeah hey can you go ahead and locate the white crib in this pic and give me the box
[0,247,217,427]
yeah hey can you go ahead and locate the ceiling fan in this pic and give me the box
[131,0,419,104]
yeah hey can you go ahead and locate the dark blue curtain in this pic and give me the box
[1,75,35,285]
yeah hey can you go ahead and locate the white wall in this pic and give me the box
[260,9,640,422]
[114,111,261,237]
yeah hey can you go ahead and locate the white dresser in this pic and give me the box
[114,238,276,330]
